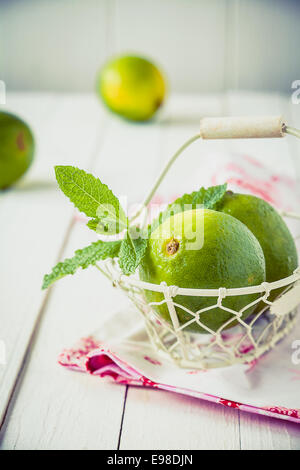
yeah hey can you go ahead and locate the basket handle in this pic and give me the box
[199,115,285,139]
[130,116,300,223]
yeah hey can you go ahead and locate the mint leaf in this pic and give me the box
[118,231,148,276]
[201,183,227,209]
[149,183,227,233]
[175,183,227,210]
[42,240,121,289]
[55,166,127,233]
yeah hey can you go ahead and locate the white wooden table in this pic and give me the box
[1,92,300,450]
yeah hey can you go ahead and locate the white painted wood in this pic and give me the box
[0,222,127,450]
[92,113,164,206]
[227,0,300,93]
[120,388,240,450]
[239,412,300,450]
[226,91,300,450]
[2,0,300,94]
[115,0,227,93]
[224,0,239,91]
[0,93,106,428]
[0,94,164,449]
[0,0,109,92]
[153,93,227,199]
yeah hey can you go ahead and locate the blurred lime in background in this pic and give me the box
[0,111,34,189]
[97,55,166,121]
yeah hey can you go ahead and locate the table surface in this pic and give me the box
[1,91,300,450]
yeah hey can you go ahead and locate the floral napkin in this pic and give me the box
[59,304,300,424]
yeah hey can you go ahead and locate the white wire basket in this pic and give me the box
[100,254,300,369]
[98,117,300,369]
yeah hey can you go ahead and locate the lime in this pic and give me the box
[0,111,34,189]
[97,55,166,121]
[217,192,298,302]
[139,209,266,333]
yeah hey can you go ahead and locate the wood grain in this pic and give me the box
[0,93,105,429]
[0,93,164,449]
[120,388,240,450]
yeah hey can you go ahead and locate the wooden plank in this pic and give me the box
[115,0,227,93]
[150,93,227,200]
[119,94,242,450]
[120,388,240,450]
[226,91,300,449]
[0,97,163,449]
[92,112,164,204]
[0,93,105,429]
[0,0,109,92]
[239,412,300,450]
[0,221,127,450]
[231,0,300,93]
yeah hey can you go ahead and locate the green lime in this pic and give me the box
[0,111,34,189]
[217,192,298,302]
[140,209,266,334]
[97,55,166,121]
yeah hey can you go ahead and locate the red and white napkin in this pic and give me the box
[59,304,300,424]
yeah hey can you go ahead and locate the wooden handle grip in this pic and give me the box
[199,116,285,139]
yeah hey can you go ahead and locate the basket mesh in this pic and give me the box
[98,258,300,369]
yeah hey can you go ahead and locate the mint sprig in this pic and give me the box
[42,166,148,289]
[55,166,128,234]
[42,240,121,289]
[42,165,227,290]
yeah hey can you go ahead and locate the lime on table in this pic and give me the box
[0,111,35,189]
[140,208,266,334]
[97,55,166,121]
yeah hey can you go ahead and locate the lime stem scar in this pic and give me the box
[166,238,179,255]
